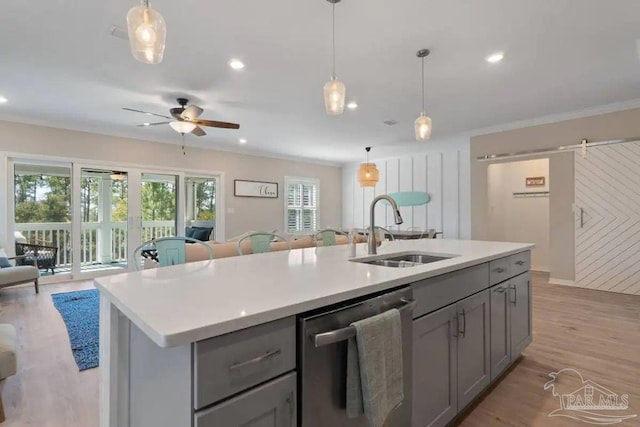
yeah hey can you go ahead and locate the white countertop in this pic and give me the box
[95,239,533,348]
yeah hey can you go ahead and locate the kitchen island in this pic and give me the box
[96,239,533,427]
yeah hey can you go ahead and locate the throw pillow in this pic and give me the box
[0,249,12,269]
[191,227,212,241]
[185,227,197,239]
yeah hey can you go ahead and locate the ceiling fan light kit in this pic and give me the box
[324,0,346,115]
[169,121,197,134]
[415,48,433,140]
[127,0,166,64]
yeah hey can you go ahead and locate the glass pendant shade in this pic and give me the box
[415,113,433,140]
[358,162,379,187]
[127,3,166,64]
[169,121,197,134]
[324,77,346,115]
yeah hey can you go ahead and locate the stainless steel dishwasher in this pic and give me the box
[299,287,415,426]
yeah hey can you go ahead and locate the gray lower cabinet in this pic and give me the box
[412,290,490,427]
[194,372,296,427]
[456,290,491,409]
[509,272,532,357]
[489,271,532,380]
[412,304,458,427]
[489,283,511,380]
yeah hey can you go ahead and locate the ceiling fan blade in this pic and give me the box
[181,105,204,121]
[191,126,206,136]
[170,107,185,119]
[136,121,170,127]
[123,108,171,119]
[192,119,240,130]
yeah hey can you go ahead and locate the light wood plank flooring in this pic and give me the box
[0,273,638,426]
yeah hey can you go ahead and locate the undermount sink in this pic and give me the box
[352,251,456,268]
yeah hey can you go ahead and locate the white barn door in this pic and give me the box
[575,141,640,295]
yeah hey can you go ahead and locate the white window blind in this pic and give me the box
[285,177,319,233]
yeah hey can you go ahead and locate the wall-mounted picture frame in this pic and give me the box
[234,179,279,198]
[525,176,545,187]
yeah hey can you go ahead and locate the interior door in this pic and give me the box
[575,142,640,295]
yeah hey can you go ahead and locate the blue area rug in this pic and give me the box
[52,289,99,371]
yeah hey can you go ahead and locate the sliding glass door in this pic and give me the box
[185,176,217,241]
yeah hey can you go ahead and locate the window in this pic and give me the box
[285,177,319,233]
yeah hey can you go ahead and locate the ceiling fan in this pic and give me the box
[123,98,240,136]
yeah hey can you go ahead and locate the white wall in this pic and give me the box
[0,121,342,242]
[487,159,550,271]
[342,139,470,239]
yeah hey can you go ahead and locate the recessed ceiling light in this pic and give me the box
[229,59,245,70]
[0,96,8,104]
[239,138,247,144]
[347,101,358,110]
[486,52,504,63]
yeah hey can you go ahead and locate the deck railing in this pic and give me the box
[15,220,177,267]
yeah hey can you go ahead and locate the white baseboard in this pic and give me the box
[531,266,550,273]
[549,277,576,287]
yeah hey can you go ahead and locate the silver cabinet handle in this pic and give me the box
[459,309,466,337]
[286,391,294,427]
[311,297,416,348]
[515,260,525,266]
[493,267,506,273]
[452,312,459,338]
[493,286,506,293]
[229,349,281,373]
[509,284,517,304]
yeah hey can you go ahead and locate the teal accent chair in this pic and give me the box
[315,229,347,247]
[237,233,291,255]
[133,237,213,271]
[388,191,430,207]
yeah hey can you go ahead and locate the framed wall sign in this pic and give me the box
[234,179,279,198]
[525,176,545,187]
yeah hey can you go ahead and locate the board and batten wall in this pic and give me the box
[472,106,640,285]
[0,121,342,241]
[342,141,471,239]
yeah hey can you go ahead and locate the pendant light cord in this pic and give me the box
[332,3,336,78]
[421,56,425,114]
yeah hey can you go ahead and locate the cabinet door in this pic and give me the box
[412,304,458,427]
[456,290,491,410]
[194,372,296,427]
[490,284,511,380]
[510,272,532,357]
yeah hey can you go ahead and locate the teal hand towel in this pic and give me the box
[346,308,404,427]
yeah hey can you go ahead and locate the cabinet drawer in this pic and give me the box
[489,257,511,286]
[509,251,530,277]
[195,372,296,427]
[193,317,296,410]
[412,263,489,319]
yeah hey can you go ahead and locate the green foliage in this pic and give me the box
[14,174,71,223]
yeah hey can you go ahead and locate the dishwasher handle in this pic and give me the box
[311,297,416,348]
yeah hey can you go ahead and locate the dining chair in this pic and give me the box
[133,236,213,271]
[406,226,426,239]
[314,228,347,247]
[364,226,395,242]
[237,232,291,255]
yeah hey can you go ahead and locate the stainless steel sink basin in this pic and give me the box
[352,251,455,268]
[386,254,451,264]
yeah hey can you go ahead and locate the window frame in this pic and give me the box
[284,176,320,233]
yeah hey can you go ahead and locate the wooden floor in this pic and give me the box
[0,272,638,426]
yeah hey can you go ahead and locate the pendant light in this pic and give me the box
[323,0,346,115]
[415,49,432,140]
[127,0,167,64]
[357,147,379,187]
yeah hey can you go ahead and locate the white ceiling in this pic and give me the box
[1,0,640,164]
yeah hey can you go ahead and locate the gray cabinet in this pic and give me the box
[509,272,532,357]
[456,290,491,409]
[412,304,458,427]
[195,372,296,427]
[412,290,491,427]
[489,271,532,380]
[489,283,511,380]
